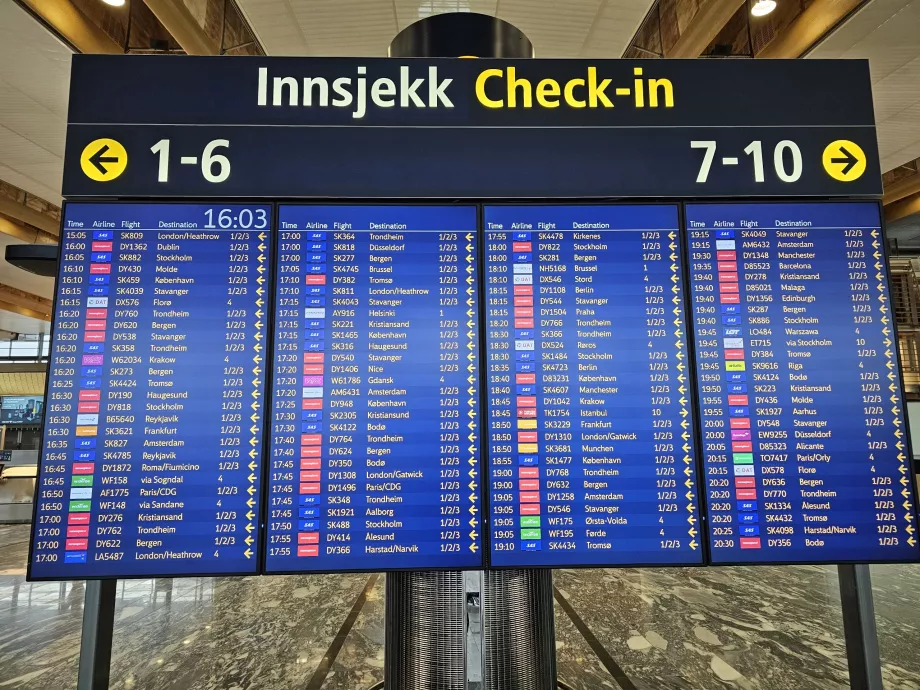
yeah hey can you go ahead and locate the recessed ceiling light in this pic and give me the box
[101,0,126,7]
[751,0,776,16]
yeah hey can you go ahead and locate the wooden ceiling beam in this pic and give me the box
[884,173,920,207]
[665,0,747,57]
[0,197,59,237]
[0,284,52,322]
[0,216,58,245]
[16,0,123,54]
[885,192,920,225]
[0,301,51,323]
[757,0,865,58]
[141,0,219,55]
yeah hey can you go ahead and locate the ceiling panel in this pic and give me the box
[809,0,920,172]
[582,0,657,58]
[238,0,650,57]
[0,0,72,202]
[0,370,46,395]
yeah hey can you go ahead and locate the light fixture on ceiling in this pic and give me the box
[5,245,57,277]
[101,0,126,7]
[751,0,776,16]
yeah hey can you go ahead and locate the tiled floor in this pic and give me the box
[2,524,920,689]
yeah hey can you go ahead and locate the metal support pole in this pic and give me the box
[837,564,883,690]
[384,570,554,690]
[465,571,484,690]
[385,570,467,690]
[77,579,117,690]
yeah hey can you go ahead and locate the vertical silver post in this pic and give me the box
[77,579,117,690]
[465,571,484,690]
[837,564,884,690]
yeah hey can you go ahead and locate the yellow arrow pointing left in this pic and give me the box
[80,139,128,182]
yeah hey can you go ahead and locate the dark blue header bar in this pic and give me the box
[685,202,881,230]
[278,205,477,231]
[69,57,875,128]
[63,58,881,199]
[484,204,679,231]
[62,203,271,231]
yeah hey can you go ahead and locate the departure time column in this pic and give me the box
[32,225,91,567]
[267,227,303,561]
[485,228,517,555]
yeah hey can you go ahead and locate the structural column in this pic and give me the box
[384,13,554,690]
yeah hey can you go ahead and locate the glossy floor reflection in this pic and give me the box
[2,524,920,689]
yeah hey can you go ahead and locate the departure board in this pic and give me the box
[484,205,704,568]
[30,203,270,580]
[687,202,920,564]
[265,205,483,573]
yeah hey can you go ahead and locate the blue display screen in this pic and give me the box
[686,202,920,564]
[29,203,271,579]
[264,205,484,573]
[483,205,704,568]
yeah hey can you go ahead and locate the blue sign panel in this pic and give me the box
[64,57,881,199]
[686,202,920,564]
[483,205,704,568]
[29,203,270,580]
[265,205,483,573]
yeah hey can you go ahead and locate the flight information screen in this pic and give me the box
[30,203,270,580]
[265,205,483,573]
[484,205,704,568]
[687,202,920,564]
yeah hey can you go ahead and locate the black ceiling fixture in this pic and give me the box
[389,12,533,58]
[5,245,57,277]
